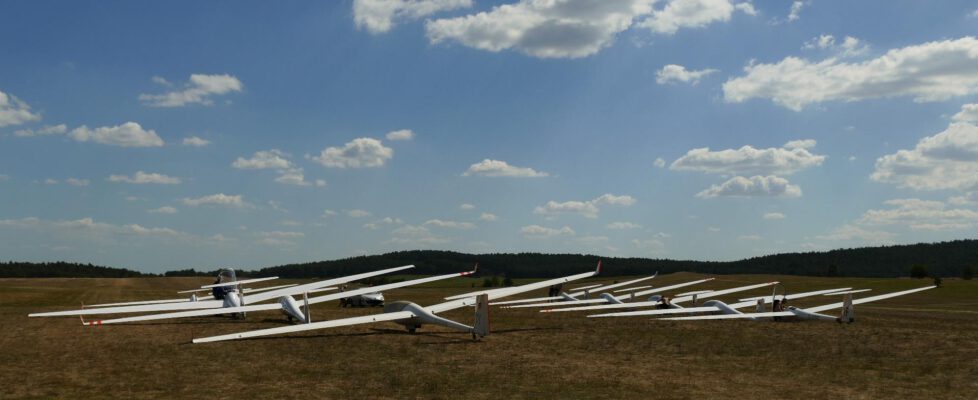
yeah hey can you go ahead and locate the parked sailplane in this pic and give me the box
[536,281,783,313]
[28,265,416,318]
[192,262,603,343]
[502,277,718,309]
[77,267,479,325]
[489,272,658,306]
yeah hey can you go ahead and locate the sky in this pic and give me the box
[2,0,978,272]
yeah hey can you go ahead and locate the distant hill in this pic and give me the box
[254,239,978,279]
[0,261,146,278]
[3,239,975,278]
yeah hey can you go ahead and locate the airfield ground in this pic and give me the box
[1,272,976,399]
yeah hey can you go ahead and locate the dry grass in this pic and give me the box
[1,273,976,399]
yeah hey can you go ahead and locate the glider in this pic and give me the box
[537,281,781,313]
[79,267,478,325]
[587,286,853,318]
[505,278,718,310]
[192,262,603,343]
[490,272,659,306]
[658,286,936,322]
[28,265,414,318]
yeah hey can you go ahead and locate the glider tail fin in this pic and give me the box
[838,293,854,323]
[473,293,490,339]
[600,293,624,305]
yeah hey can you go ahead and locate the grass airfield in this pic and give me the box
[1,272,976,399]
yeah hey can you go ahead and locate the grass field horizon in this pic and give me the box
[2,272,976,399]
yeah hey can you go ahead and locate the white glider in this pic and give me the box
[80,268,478,326]
[659,286,935,322]
[192,262,603,343]
[490,272,658,306]
[538,281,779,313]
[587,287,853,318]
[505,278,717,309]
[28,265,414,317]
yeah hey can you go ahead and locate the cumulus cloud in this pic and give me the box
[802,34,868,57]
[459,203,476,210]
[785,0,805,22]
[949,191,978,205]
[724,37,978,111]
[606,221,642,229]
[952,103,978,123]
[0,90,41,127]
[463,159,549,177]
[14,124,67,137]
[363,217,404,230]
[347,209,372,218]
[65,178,90,187]
[108,171,181,184]
[311,138,393,168]
[424,219,476,229]
[385,129,415,141]
[858,198,978,231]
[139,73,243,107]
[631,237,666,255]
[815,224,894,243]
[671,140,825,176]
[389,224,451,246]
[256,231,305,247]
[479,212,498,221]
[520,224,575,239]
[695,175,802,198]
[534,193,636,218]
[69,122,164,147]
[354,0,473,34]
[653,157,666,168]
[0,216,190,241]
[149,206,178,214]
[426,0,654,59]
[871,123,978,190]
[182,136,211,147]
[638,0,752,35]
[655,64,718,85]
[234,150,318,186]
[762,212,785,220]
[181,193,250,208]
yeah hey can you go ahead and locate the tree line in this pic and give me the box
[2,239,976,279]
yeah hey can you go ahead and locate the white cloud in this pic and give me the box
[671,141,825,176]
[274,168,314,186]
[182,136,211,147]
[385,129,415,141]
[631,237,666,255]
[0,216,190,240]
[69,122,164,147]
[724,37,978,111]
[149,206,178,214]
[606,221,642,229]
[534,193,635,218]
[347,209,372,218]
[44,178,59,185]
[354,0,473,34]
[256,231,304,247]
[65,178,89,187]
[423,219,476,229]
[762,212,785,220]
[952,103,978,123]
[858,198,978,231]
[0,90,41,127]
[655,64,718,85]
[786,0,805,22]
[695,175,802,198]
[14,124,67,137]
[459,203,476,210]
[871,123,978,190]
[108,171,181,184]
[520,225,575,239]
[233,149,291,170]
[463,159,549,177]
[388,224,451,246]
[315,179,327,187]
[816,224,894,243]
[363,217,404,230]
[151,76,172,86]
[139,73,243,107]
[479,212,498,222]
[323,209,338,217]
[949,191,978,205]
[638,0,751,35]
[803,34,868,57]
[653,157,666,168]
[426,0,656,59]
[737,234,762,241]
[182,193,250,208]
[311,138,393,168]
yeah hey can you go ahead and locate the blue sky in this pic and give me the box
[2,1,978,272]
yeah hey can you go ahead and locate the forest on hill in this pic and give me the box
[2,239,976,279]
